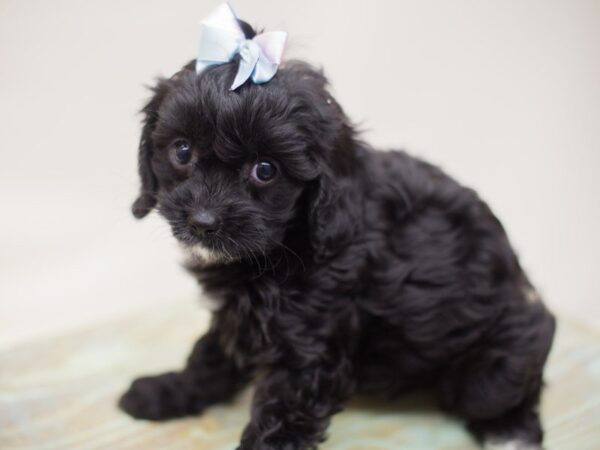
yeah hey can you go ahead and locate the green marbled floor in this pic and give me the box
[1,301,598,450]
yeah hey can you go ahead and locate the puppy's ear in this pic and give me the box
[308,164,361,261]
[131,79,170,219]
[281,62,361,259]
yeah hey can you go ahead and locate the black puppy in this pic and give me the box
[120,20,556,450]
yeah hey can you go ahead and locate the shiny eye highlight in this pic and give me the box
[172,140,192,165]
[251,160,277,184]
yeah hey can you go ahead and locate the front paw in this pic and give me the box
[237,441,300,450]
[237,428,313,450]
[237,441,308,450]
[118,372,203,421]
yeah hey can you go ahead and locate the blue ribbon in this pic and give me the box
[195,3,287,91]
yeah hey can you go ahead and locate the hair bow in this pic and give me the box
[195,3,287,90]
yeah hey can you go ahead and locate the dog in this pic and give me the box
[119,16,556,450]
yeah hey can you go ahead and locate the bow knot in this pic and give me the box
[195,3,287,91]
[238,40,259,60]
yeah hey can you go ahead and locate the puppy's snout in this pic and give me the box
[188,209,219,235]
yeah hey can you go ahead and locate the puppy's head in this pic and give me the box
[132,24,356,265]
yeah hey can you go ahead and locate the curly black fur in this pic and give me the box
[120,21,556,450]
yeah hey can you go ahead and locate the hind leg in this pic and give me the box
[468,387,544,449]
[439,360,545,448]
[437,304,555,448]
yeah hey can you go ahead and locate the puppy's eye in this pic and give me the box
[251,160,277,184]
[173,140,192,165]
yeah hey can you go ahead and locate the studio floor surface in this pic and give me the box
[1,300,599,450]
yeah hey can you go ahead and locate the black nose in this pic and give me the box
[188,209,219,235]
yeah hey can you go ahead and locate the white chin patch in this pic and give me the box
[484,439,541,450]
[181,243,230,266]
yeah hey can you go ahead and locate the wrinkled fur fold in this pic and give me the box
[120,21,555,450]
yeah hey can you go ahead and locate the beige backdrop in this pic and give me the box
[1,0,598,349]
